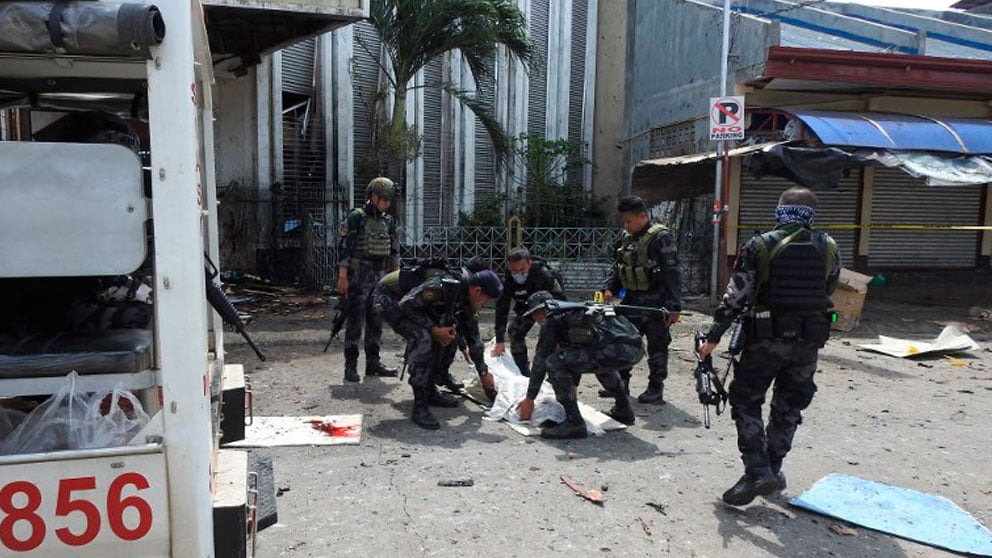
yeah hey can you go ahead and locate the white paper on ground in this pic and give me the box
[858,324,980,358]
[482,339,626,436]
[224,415,362,447]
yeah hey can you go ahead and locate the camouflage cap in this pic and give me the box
[523,290,555,316]
[367,177,395,200]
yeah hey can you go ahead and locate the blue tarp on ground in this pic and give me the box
[791,473,992,556]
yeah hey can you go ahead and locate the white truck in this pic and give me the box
[0,0,364,555]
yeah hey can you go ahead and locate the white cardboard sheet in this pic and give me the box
[224,415,362,447]
[858,324,980,358]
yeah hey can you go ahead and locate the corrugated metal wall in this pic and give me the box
[568,0,588,150]
[352,23,382,205]
[528,0,550,137]
[423,60,445,226]
[868,169,982,268]
[740,174,860,265]
[473,72,497,210]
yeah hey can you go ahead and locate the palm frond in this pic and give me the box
[442,83,510,167]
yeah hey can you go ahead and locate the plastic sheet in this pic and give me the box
[0,372,149,455]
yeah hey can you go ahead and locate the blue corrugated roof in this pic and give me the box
[787,110,992,154]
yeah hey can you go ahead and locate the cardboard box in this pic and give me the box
[832,268,872,332]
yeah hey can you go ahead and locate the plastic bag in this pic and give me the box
[0,372,149,455]
[0,406,27,441]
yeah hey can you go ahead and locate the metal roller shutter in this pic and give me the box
[528,0,549,137]
[352,23,382,204]
[739,174,859,265]
[868,168,982,268]
[281,38,315,96]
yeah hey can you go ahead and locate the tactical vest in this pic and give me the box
[354,208,392,259]
[755,227,836,315]
[616,223,668,292]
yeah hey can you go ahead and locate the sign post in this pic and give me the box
[710,0,735,305]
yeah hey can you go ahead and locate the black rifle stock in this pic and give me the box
[322,296,347,353]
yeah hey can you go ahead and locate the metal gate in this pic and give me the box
[740,174,860,265]
[868,168,982,268]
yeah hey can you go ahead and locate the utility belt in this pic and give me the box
[745,311,835,347]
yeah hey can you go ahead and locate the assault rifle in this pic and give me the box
[543,299,672,319]
[692,331,728,429]
[205,257,266,361]
[322,295,348,353]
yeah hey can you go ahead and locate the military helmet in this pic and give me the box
[524,290,555,317]
[367,177,395,200]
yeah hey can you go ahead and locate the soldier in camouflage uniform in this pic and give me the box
[517,291,643,439]
[492,247,566,377]
[698,186,840,506]
[603,196,682,404]
[373,267,503,429]
[336,177,401,382]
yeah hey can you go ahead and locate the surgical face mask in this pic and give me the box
[512,272,529,285]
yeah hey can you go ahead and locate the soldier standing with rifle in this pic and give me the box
[603,196,682,404]
[697,186,840,506]
[373,267,503,429]
[517,291,647,439]
[336,177,401,382]
[492,247,566,377]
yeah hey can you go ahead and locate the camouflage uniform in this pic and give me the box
[337,199,400,375]
[604,223,682,399]
[495,263,565,377]
[374,271,488,394]
[707,223,840,482]
[528,310,644,403]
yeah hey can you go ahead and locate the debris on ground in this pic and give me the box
[829,524,859,537]
[859,324,980,358]
[969,306,992,321]
[645,502,668,515]
[638,517,652,536]
[437,479,474,487]
[561,475,605,506]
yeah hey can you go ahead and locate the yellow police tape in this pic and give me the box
[734,223,992,231]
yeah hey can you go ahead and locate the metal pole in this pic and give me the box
[710,0,732,305]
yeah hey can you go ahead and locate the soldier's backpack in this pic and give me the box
[397,258,458,292]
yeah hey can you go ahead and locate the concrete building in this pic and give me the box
[255,0,600,252]
[623,0,992,291]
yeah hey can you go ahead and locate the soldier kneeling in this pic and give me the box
[517,291,644,439]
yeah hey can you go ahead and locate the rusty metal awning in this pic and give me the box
[632,141,785,203]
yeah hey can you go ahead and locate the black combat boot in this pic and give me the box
[638,354,668,404]
[344,347,360,382]
[770,457,787,491]
[436,370,465,391]
[366,360,399,377]
[541,400,587,439]
[606,395,636,426]
[426,387,460,408]
[722,453,779,506]
[411,390,440,429]
[637,382,665,405]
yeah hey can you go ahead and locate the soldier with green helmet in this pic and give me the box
[335,177,401,382]
[697,186,840,506]
[603,196,682,404]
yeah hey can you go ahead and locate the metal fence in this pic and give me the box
[310,223,708,296]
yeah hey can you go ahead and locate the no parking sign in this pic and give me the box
[709,96,745,140]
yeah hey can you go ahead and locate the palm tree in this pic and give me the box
[368,0,532,169]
